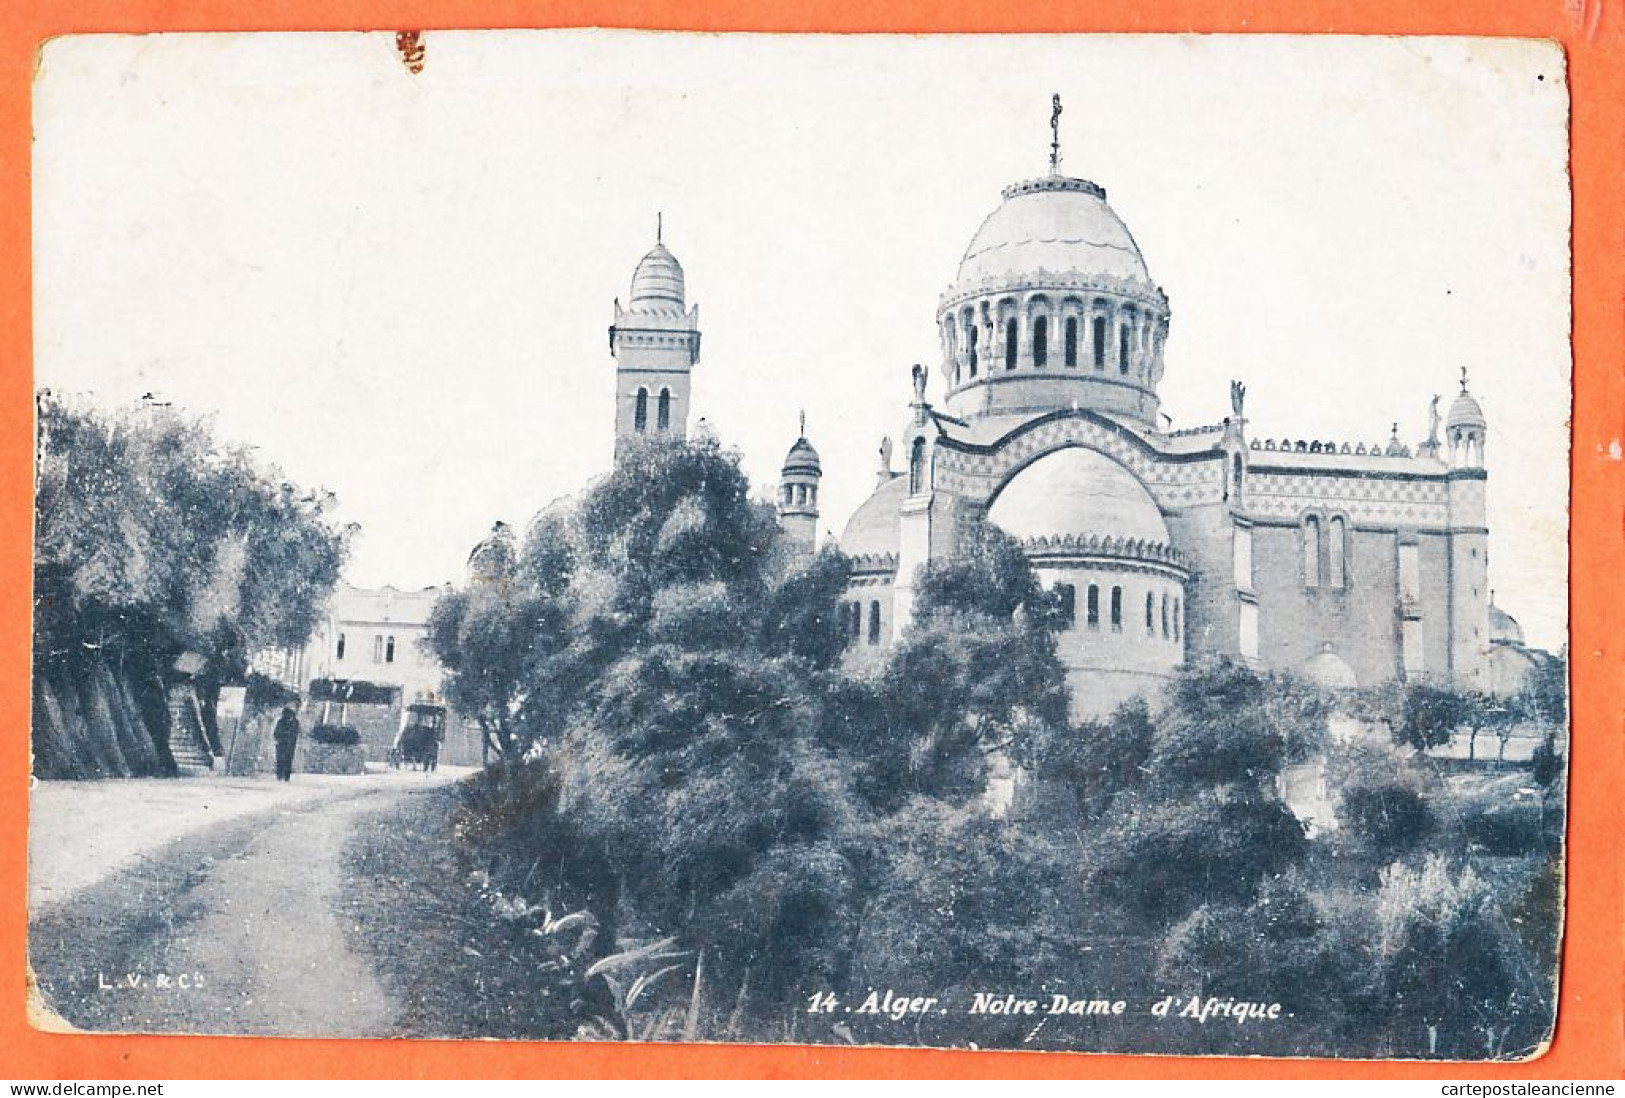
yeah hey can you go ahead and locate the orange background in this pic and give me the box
[1,0,1619,1080]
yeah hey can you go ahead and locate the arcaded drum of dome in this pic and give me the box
[629,242,686,309]
[987,446,1169,545]
[955,177,1151,290]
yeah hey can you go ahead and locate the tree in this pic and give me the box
[1090,661,1308,924]
[879,521,1071,803]
[33,394,346,776]
[511,436,875,1028]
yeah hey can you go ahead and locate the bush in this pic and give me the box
[1462,799,1544,856]
[311,722,361,746]
[1339,782,1433,856]
[1530,738,1563,787]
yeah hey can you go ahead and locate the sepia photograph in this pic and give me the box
[26,30,1571,1061]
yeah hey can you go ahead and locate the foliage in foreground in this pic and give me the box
[438,434,1563,1059]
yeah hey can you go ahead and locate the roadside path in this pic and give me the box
[27,768,466,1036]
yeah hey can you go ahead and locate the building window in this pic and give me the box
[1092,316,1107,369]
[1119,323,1131,374]
[373,634,384,663]
[908,437,927,495]
[1161,594,1170,638]
[868,601,882,645]
[1032,316,1048,369]
[657,388,671,430]
[1232,453,1244,504]
[1054,583,1075,629]
[336,633,346,660]
[1173,598,1181,641]
[1005,317,1018,370]
[1145,592,1155,634]
[1110,586,1123,631]
[1328,516,1347,589]
[1303,516,1322,588]
[966,322,978,377]
[1086,584,1100,629]
[385,636,396,663]
[1064,316,1078,368]
[634,388,649,431]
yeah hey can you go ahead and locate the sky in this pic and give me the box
[33,31,1571,650]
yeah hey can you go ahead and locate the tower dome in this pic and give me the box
[782,435,821,476]
[936,98,1170,429]
[629,242,686,310]
[1447,387,1487,432]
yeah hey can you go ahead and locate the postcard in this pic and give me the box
[26,30,1570,1061]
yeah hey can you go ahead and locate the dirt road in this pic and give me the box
[28,770,464,1037]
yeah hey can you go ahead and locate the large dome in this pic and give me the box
[841,475,907,559]
[988,446,1169,544]
[956,176,1151,290]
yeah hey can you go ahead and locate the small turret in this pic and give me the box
[778,412,821,555]
[1446,367,1487,468]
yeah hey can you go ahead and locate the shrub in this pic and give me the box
[310,722,361,746]
[1461,799,1543,856]
[1339,782,1433,856]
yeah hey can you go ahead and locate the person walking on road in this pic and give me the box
[272,707,301,781]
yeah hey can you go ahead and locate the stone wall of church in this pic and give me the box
[1248,522,1400,687]
[1165,501,1241,662]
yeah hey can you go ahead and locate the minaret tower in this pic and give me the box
[610,215,701,459]
[778,412,822,555]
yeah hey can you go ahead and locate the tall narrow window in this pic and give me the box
[868,601,882,645]
[967,323,979,377]
[1086,584,1100,629]
[1064,316,1079,367]
[908,437,927,495]
[657,388,672,430]
[1232,453,1244,504]
[1005,318,1018,370]
[1110,586,1123,631]
[1119,323,1131,374]
[373,635,384,663]
[1054,583,1075,629]
[336,633,346,660]
[1032,316,1048,369]
[1173,598,1181,641]
[385,636,396,663]
[1092,316,1107,369]
[1329,516,1347,589]
[1303,516,1322,587]
[1146,592,1155,634]
[634,387,649,431]
[1161,594,1170,638]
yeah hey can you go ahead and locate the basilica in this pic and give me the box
[602,106,1526,717]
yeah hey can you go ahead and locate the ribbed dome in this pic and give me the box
[782,436,821,475]
[988,447,1168,545]
[629,243,685,308]
[956,176,1151,289]
[1447,388,1486,431]
[840,475,907,559]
